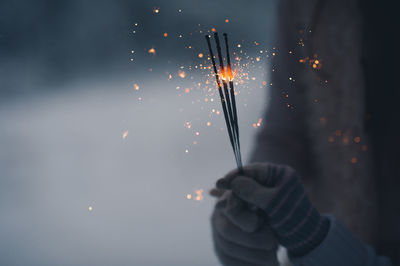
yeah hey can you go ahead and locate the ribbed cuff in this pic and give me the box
[267,175,329,256]
[290,215,385,266]
[284,211,330,256]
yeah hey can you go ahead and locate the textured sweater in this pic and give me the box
[291,215,392,266]
[250,0,400,263]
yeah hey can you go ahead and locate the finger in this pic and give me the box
[213,229,279,265]
[215,190,232,210]
[223,192,262,233]
[231,176,276,211]
[217,163,285,190]
[212,210,276,250]
[209,188,225,198]
[216,168,241,189]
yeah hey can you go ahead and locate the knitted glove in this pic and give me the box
[216,163,330,256]
[211,190,280,265]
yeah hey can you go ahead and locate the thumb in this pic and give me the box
[231,176,276,212]
[223,192,262,233]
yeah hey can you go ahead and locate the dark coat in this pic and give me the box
[250,0,400,263]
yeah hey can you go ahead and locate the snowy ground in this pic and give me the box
[0,74,293,265]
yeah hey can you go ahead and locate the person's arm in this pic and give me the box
[290,215,392,266]
[215,163,392,266]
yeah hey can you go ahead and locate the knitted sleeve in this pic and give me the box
[290,215,393,266]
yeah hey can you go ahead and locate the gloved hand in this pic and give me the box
[213,162,330,259]
[211,189,280,266]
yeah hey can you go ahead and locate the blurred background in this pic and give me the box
[0,0,278,265]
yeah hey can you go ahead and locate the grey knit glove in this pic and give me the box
[216,163,330,257]
[211,190,280,266]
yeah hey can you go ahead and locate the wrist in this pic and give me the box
[263,175,330,256]
[282,210,330,256]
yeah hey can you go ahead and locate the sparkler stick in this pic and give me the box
[223,33,242,169]
[214,33,240,166]
[205,35,240,167]
[205,33,243,172]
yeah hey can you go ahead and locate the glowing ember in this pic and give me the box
[362,145,368,151]
[195,189,204,201]
[148,48,156,55]
[225,19,229,23]
[211,28,216,32]
[220,65,238,82]
[133,83,140,91]
[299,57,322,69]
[350,157,358,164]
[178,70,186,78]
[163,32,168,37]
[252,118,262,128]
[198,53,204,58]
[122,130,129,139]
[184,121,192,129]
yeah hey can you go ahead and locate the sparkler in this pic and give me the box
[205,33,243,172]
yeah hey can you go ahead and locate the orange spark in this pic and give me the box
[198,53,204,58]
[163,32,168,37]
[220,65,238,82]
[178,70,186,78]
[211,28,216,32]
[252,118,262,128]
[225,19,229,23]
[362,145,368,151]
[122,130,129,139]
[148,48,156,55]
[195,189,204,201]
